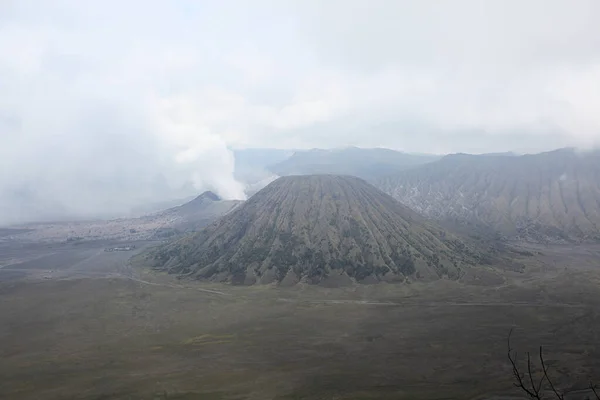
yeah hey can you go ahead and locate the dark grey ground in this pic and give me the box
[1,239,599,399]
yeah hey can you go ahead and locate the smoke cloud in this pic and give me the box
[0,1,248,225]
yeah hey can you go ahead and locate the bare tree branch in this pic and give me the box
[528,352,539,397]
[590,382,600,400]
[507,330,598,400]
[536,366,547,395]
[539,346,564,400]
[508,329,541,399]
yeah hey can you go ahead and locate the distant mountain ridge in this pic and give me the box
[268,147,441,182]
[377,148,600,242]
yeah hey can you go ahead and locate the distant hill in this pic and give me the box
[377,148,600,242]
[8,191,242,243]
[233,148,294,175]
[145,175,484,285]
[148,191,242,235]
[268,147,440,182]
[233,148,293,185]
[127,195,196,217]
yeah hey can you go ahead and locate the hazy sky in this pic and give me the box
[1,0,600,223]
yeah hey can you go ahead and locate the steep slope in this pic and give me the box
[377,148,600,241]
[138,191,243,236]
[127,195,196,217]
[146,175,482,285]
[268,147,440,182]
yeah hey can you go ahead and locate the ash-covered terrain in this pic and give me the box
[145,175,499,285]
[2,191,241,244]
[378,148,600,242]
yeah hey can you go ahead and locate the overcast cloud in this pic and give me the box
[1,0,600,224]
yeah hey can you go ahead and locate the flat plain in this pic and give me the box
[1,239,599,399]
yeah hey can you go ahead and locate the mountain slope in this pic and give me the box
[146,175,482,285]
[9,191,242,242]
[377,148,600,241]
[268,147,440,182]
[134,191,243,237]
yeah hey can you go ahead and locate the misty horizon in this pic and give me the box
[1,145,596,226]
[2,0,600,225]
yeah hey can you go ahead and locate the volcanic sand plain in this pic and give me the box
[1,239,600,400]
